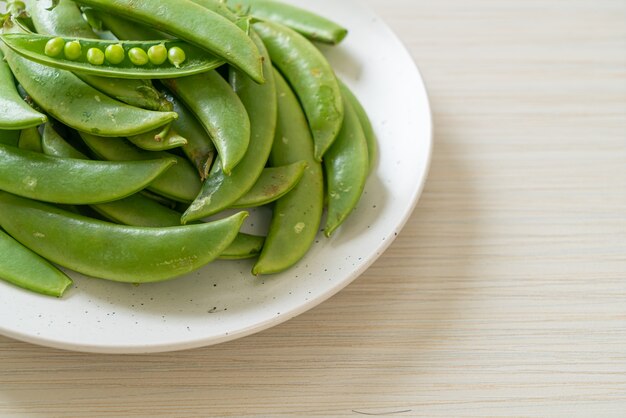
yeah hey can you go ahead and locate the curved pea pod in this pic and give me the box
[80,132,201,203]
[0,192,248,283]
[1,42,178,137]
[0,143,176,204]
[254,21,343,161]
[228,0,348,45]
[24,0,170,111]
[232,161,307,209]
[0,129,21,147]
[220,233,265,260]
[0,49,47,130]
[0,229,73,297]
[127,125,188,152]
[252,70,324,275]
[340,80,377,174]
[41,123,87,159]
[160,90,216,180]
[0,34,227,79]
[95,11,173,41]
[162,70,250,175]
[323,89,369,237]
[181,31,276,223]
[76,0,265,83]
[18,127,43,153]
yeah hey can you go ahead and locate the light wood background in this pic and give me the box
[1,0,625,416]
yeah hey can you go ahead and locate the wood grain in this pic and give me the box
[1,0,625,416]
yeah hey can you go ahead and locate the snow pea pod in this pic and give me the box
[181,31,276,223]
[0,49,47,130]
[76,0,265,83]
[0,229,73,297]
[17,126,42,152]
[160,89,216,180]
[340,80,377,174]
[0,129,20,147]
[0,142,176,204]
[127,125,188,152]
[24,0,169,111]
[96,11,172,41]
[323,88,369,237]
[253,70,324,275]
[41,123,86,159]
[162,70,250,175]
[228,0,348,45]
[220,233,264,260]
[1,34,226,79]
[254,21,343,161]
[80,132,201,203]
[232,161,307,209]
[0,192,248,283]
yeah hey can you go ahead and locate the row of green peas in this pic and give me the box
[43,37,187,67]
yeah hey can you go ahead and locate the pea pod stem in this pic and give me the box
[75,0,265,83]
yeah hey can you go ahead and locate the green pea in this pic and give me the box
[44,37,65,57]
[104,44,125,64]
[168,46,186,68]
[86,47,105,65]
[128,47,149,66]
[147,44,167,65]
[63,40,82,60]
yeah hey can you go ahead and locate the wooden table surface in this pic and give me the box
[1,0,625,416]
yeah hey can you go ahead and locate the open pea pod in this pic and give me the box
[0,229,73,297]
[0,49,47,130]
[0,143,176,205]
[0,34,226,79]
[0,192,248,283]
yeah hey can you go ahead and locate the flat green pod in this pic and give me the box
[0,192,248,283]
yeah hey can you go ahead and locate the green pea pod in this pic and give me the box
[0,129,21,147]
[127,124,188,152]
[0,49,47,130]
[0,34,226,79]
[162,70,250,175]
[24,0,169,111]
[160,89,216,180]
[232,161,307,209]
[189,0,240,22]
[0,229,73,297]
[0,142,176,204]
[323,88,369,237]
[18,126,42,152]
[228,0,348,45]
[96,11,173,41]
[76,0,265,83]
[252,70,324,275]
[0,192,248,283]
[80,132,201,203]
[254,21,343,161]
[41,123,87,159]
[340,80,377,174]
[220,233,265,260]
[181,31,276,223]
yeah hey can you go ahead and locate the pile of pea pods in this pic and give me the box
[0,0,377,297]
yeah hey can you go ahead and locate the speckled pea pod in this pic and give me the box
[323,88,369,237]
[160,89,216,180]
[0,142,176,204]
[17,126,42,153]
[181,31,276,223]
[127,124,188,152]
[76,0,265,83]
[0,49,47,130]
[254,20,343,161]
[80,132,201,203]
[0,129,20,147]
[228,0,348,45]
[0,192,248,283]
[0,229,73,297]
[1,24,178,137]
[340,80,377,174]
[162,70,250,175]
[252,70,324,275]
[232,161,307,209]
[24,0,169,111]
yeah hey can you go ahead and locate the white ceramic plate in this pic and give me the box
[0,0,432,353]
